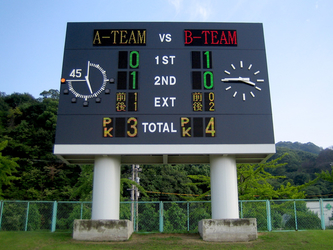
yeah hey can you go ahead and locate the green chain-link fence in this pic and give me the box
[0,199,332,232]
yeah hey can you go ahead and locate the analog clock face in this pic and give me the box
[221,61,264,101]
[65,61,109,102]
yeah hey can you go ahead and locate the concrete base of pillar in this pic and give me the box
[73,220,133,241]
[198,218,257,242]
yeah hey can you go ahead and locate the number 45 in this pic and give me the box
[69,69,82,78]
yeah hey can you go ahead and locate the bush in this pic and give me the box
[0,202,41,231]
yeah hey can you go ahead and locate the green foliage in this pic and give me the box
[317,166,333,183]
[163,203,187,232]
[188,203,210,231]
[240,200,322,231]
[139,164,210,201]
[0,203,27,231]
[121,178,148,198]
[26,204,42,231]
[285,211,321,230]
[188,154,310,200]
[56,203,91,230]
[268,145,333,198]
[186,175,210,200]
[69,165,94,201]
[120,203,131,220]
[240,202,268,230]
[270,201,321,230]
[68,164,148,201]
[317,165,333,195]
[3,93,36,109]
[0,92,81,201]
[138,203,159,232]
[0,202,41,231]
[271,147,318,173]
[237,155,288,200]
[0,140,19,198]
[39,89,59,100]
[276,141,323,154]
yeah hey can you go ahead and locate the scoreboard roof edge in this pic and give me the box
[54,143,275,164]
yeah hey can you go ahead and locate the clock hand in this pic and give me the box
[84,61,93,94]
[66,79,86,82]
[85,75,93,94]
[86,61,90,78]
[221,77,255,86]
[221,77,247,82]
[241,80,256,86]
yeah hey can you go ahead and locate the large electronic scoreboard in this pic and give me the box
[54,22,275,165]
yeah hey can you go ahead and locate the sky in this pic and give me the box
[0,0,332,149]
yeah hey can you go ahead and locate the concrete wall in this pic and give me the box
[73,220,133,241]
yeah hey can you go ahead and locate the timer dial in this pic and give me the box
[66,61,109,101]
[221,61,264,101]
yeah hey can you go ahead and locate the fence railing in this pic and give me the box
[0,199,332,232]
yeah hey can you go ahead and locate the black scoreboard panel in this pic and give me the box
[54,22,275,164]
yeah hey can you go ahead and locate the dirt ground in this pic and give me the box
[74,233,262,246]
[131,233,204,243]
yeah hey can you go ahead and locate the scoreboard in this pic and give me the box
[54,22,275,165]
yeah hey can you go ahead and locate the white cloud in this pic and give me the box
[168,0,183,14]
[191,2,211,21]
[167,0,212,21]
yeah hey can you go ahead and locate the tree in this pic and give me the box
[3,93,35,109]
[314,151,333,196]
[317,165,333,185]
[276,141,322,154]
[137,203,159,232]
[139,164,204,201]
[188,154,315,200]
[164,203,187,232]
[185,175,210,200]
[0,92,83,201]
[39,89,59,100]
[0,140,19,198]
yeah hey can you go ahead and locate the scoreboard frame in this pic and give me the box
[54,22,275,165]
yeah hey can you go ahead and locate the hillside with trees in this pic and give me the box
[268,142,333,198]
[0,91,333,201]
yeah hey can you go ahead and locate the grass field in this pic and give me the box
[0,230,332,249]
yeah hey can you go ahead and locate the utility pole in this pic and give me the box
[130,164,142,231]
[131,164,135,223]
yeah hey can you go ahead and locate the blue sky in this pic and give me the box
[1,0,332,148]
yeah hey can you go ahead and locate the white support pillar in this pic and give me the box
[210,155,239,219]
[91,155,121,220]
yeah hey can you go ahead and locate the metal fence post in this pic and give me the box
[80,202,83,219]
[133,201,137,231]
[187,202,189,231]
[266,200,272,231]
[51,201,57,232]
[0,201,3,231]
[159,201,163,232]
[3,198,333,233]
[294,200,298,231]
[25,202,30,231]
[136,201,139,232]
[240,201,243,218]
[320,198,325,230]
